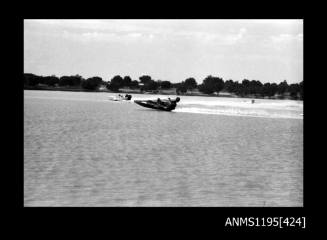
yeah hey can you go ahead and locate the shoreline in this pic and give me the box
[23,86,302,101]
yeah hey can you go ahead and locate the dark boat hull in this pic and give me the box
[134,100,176,111]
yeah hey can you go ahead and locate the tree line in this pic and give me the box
[24,73,303,100]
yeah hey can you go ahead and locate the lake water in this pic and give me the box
[24,90,303,206]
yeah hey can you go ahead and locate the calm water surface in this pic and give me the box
[24,90,303,206]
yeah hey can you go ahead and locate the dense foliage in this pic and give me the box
[59,75,83,86]
[107,75,124,91]
[24,73,303,100]
[198,75,224,94]
[159,80,172,89]
[81,77,103,90]
[184,78,197,91]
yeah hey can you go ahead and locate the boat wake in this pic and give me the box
[174,102,303,119]
[175,107,302,119]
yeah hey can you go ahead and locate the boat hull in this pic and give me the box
[134,100,176,111]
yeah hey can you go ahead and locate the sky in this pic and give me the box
[24,19,303,84]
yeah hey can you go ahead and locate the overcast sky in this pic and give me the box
[24,19,303,84]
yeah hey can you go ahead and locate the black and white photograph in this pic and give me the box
[24,19,303,207]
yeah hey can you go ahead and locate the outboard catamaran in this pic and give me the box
[134,97,180,111]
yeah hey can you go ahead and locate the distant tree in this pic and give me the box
[138,75,158,91]
[24,73,38,86]
[59,76,69,86]
[261,83,270,96]
[270,83,278,96]
[255,80,263,95]
[236,82,243,95]
[289,83,300,99]
[242,79,250,87]
[24,74,60,87]
[139,75,152,85]
[198,75,224,94]
[44,75,60,86]
[241,79,251,95]
[122,76,132,87]
[37,76,45,85]
[107,75,124,91]
[160,80,171,89]
[224,79,235,93]
[261,82,277,97]
[72,75,83,86]
[130,80,139,89]
[143,80,159,91]
[35,76,44,86]
[277,80,289,95]
[248,80,263,95]
[233,82,244,96]
[171,82,180,89]
[81,77,103,90]
[176,82,187,94]
[184,78,197,91]
[59,75,82,86]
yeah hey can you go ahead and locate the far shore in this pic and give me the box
[24,85,302,101]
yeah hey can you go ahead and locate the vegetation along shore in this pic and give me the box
[24,73,303,100]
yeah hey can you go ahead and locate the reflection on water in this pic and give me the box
[24,90,303,206]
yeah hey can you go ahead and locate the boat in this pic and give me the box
[134,97,180,111]
[108,94,132,101]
